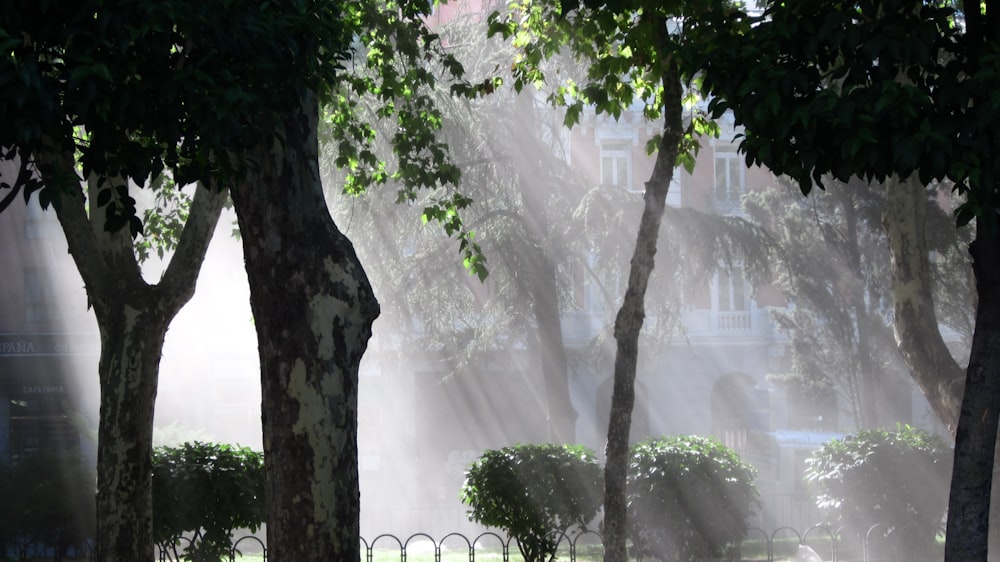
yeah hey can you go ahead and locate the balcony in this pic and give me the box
[680,308,777,338]
[561,307,782,346]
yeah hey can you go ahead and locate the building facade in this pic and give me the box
[0,169,99,466]
[355,86,946,535]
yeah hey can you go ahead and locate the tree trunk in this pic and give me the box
[510,92,578,444]
[945,226,1000,562]
[92,305,168,561]
[603,57,683,562]
[229,90,379,562]
[882,174,965,431]
[841,191,878,428]
[530,252,577,444]
[38,144,225,561]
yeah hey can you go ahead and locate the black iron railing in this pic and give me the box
[0,523,936,561]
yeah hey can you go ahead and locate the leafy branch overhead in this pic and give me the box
[691,0,1000,226]
[324,0,494,280]
[1,0,490,279]
[1,2,352,210]
[486,0,719,171]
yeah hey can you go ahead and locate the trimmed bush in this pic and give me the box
[152,441,265,562]
[627,435,759,561]
[0,453,95,555]
[805,425,950,561]
[461,444,603,562]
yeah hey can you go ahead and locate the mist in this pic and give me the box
[20,14,963,547]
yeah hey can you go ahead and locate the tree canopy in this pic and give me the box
[694,0,996,224]
[690,1,1000,559]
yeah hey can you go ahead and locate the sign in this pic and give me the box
[21,384,65,394]
[0,333,99,357]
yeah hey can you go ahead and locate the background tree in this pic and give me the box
[805,426,951,561]
[461,444,603,562]
[627,436,758,562]
[742,177,972,430]
[324,17,582,444]
[152,442,265,562]
[691,1,1000,557]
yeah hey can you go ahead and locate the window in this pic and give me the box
[600,141,633,190]
[567,253,611,313]
[717,267,749,312]
[708,266,753,333]
[24,268,57,323]
[666,167,682,207]
[9,396,78,465]
[24,200,60,239]
[714,144,745,213]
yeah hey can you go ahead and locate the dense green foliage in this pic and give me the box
[487,0,720,168]
[0,453,95,553]
[461,444,603,562]
[0,1,351,218]
[805,426,951,560]
[693,0,997,226]
[152,442,265,562]
[626,436,758,561]
[0,0,487,269]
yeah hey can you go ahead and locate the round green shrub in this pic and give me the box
[805,425,951,561]
[627,435,759,561]
[460,443,603,562]
[152,441,265,562]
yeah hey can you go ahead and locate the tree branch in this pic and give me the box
[157,182,226,314]
[883,173,965,432]
[34,138,115,302]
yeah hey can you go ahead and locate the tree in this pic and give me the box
[1,2,484,560]
[742,177,971,430]
[486,3,766,561]
[627,436,758,562]
[0,4,233,558]
[331,22,774,517]
[691,1,1000,558]
[226,2,488,559]
[461,444,603,562]
[152,442,265,562]
[805,426,951,562]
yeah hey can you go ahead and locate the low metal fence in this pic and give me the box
[154,525,931,562]
[1,524,936,562]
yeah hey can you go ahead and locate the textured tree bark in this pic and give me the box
[38,144,225,562]
[229,91,379,562]
[945,227,1000,562]
[603,56,683,562]
[92,304,168,562]
[882,174,965,431]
